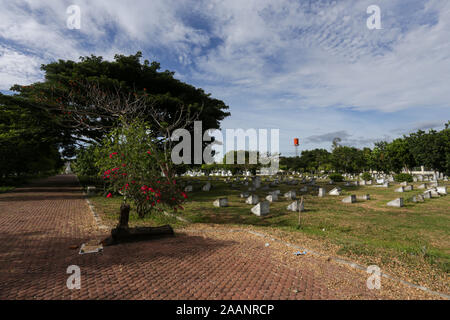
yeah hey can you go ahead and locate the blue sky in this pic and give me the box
[0,0,449,157]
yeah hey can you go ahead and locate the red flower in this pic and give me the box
[109,152,118,159]
[181,192,187,199]
[122,163,126,167]
[106,193,112,198]
[147,150,151,155]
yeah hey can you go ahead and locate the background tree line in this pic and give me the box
[280,122,450,176]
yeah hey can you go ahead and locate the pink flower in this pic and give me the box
[106,193,112,198]
[181,192,187,199]
[109,152,118,159]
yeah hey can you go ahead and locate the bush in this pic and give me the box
[329,173,344,182]
[361,172,372,181]
[394,173,413,182]
[98,120,186,218]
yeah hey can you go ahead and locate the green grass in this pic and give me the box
[87,176,450,291]
[181,178,450,272]
[88,194,188,229]
[0,186,15,193]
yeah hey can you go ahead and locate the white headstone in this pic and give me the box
[266,193,278,202]
[387,198,404,207]
[342,195,356,203]
[287,200,304,212]
[437,186,447,195]
[246,194,259,205]
[213,198,228,207]
[251,201,270,216]
[318,188,326,197]
[422,191,432,199]
[284,190,296,200]
[328,187,341,196]
[357,194,370,200]
[184,185,193,192]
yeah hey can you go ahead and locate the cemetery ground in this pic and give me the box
[89,176,450,297]
[0,174,447,300]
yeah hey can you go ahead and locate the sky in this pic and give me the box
[0,0,449,157]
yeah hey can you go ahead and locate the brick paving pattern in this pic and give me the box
[0,175,438,299]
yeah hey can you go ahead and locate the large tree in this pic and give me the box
[0,100,64,181]
[2,52,230,158]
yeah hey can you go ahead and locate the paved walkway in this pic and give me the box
[0,175,438,299]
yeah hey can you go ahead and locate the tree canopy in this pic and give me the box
[0,52,230,181]
[1,52,230,158]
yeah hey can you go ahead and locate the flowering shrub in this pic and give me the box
[97,120,186,217]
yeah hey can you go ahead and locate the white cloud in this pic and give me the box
[0,0,448,150]
[0,46,42,89]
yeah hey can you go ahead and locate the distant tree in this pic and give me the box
[385,138,416,173]
[221,150,261,175]
[331,146,366,174]
[0,100,63,181]
[405,124,449,175]
[368,141,389,173]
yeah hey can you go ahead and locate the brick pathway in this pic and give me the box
[0,175,437,299]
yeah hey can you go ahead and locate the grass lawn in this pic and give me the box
[87,176,450,293]
[0,186,15,193]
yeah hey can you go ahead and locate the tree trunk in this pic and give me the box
[118,203,130,229]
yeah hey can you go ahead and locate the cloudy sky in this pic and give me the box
[1,0,449,156]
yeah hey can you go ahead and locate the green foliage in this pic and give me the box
[385,138,416,173]
[8,52,230,158]
[0,99,64,182]
[96,119,186,217]
[220,150,261,175]
[73,145,101,177]
[394,173,413,183]
[405,123,450,176]
[331,146,366,174]
[281,122,449,175]
[361,172,372,181]
[329,173,344,182]
[280,149,331,173]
